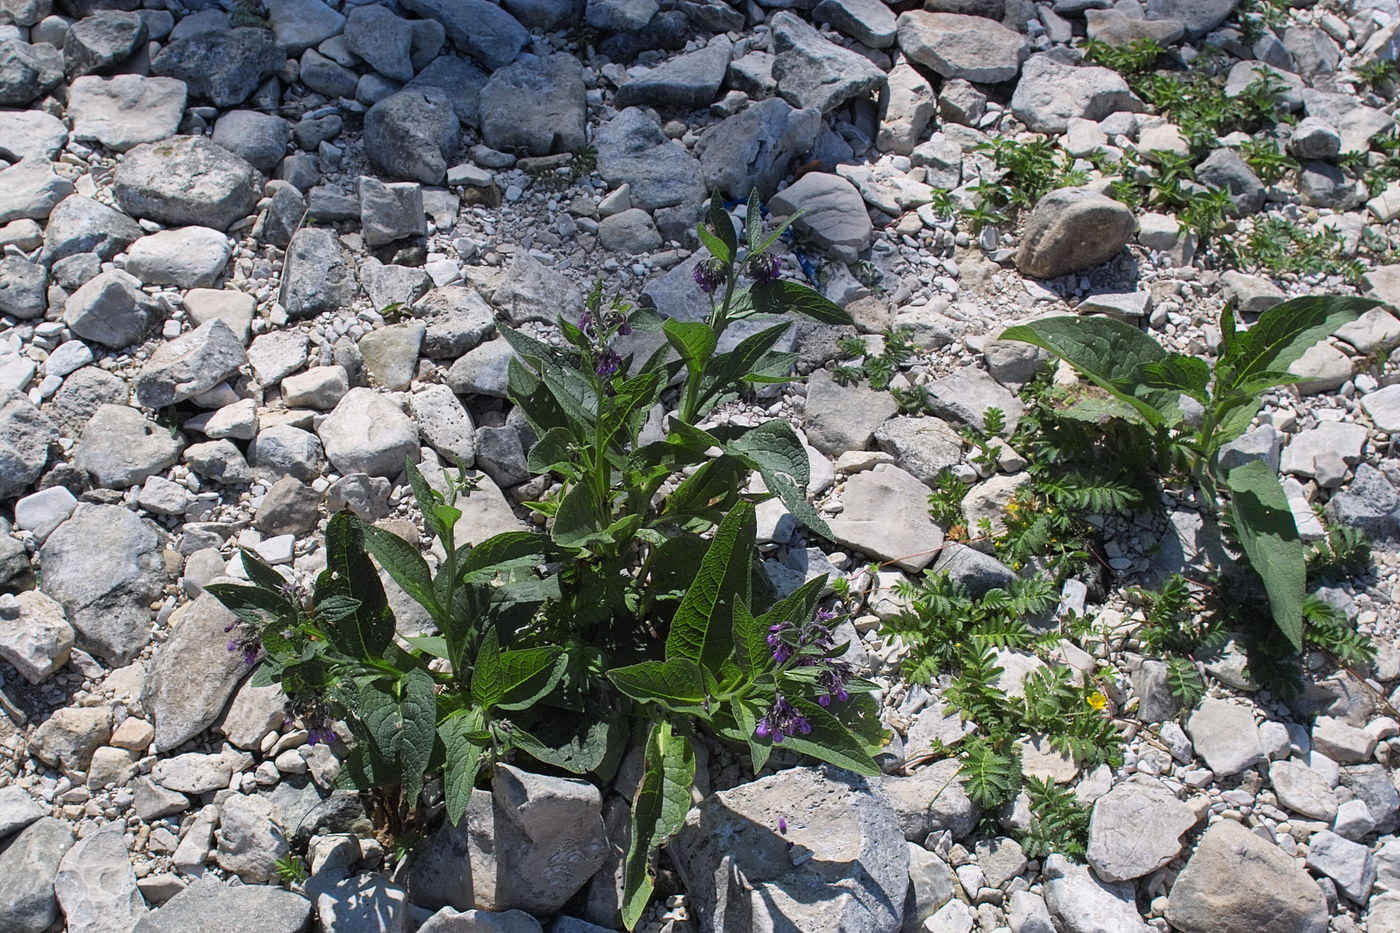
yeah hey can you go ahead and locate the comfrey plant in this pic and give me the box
[208,191,881,929]
[1000,295,1376,649]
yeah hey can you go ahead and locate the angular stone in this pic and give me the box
[149,27,283,108]
[874,416,963,486]
[282,227,357,322]
[216,794,288,883]
[134,320,246,408]
[131,875,311,933]
[0,110,66,162]
[0,390,54,498]
[771,11,884,114]
[1185,698,1264,777]
[0,38,62,106]
[827,464,945,572]
[29,706,111,771]
[695,97,820,201]
[409,764,608,915]
[63,10,145,77]
[39,503,164,664]
[1306,829,1375,903]
[1042,854,1150,933]
[317,388,418,479]
[1269,759,1338,821]
[615,41,730,113]
[54,822,145,933]
[673,766,908,933]
[1016,187,1136,279]
[768,171,872,263]
[364,88,462,186]
[74,404,183,489]
[210,109,289,174]
[803,367,898,457]
[401,0,528,71]
[896,11,1027,83]
[113,136,262,231]
[480,53,587,156]
[41,193,141,264]
[0,157,73,224]
[143,592,247,752]
[0,817,73,933]
[0,590,72,683]
[1086,780,1196,881]
[124,226,231,289]
[1011,53,1141,134]
[594,107,705,212]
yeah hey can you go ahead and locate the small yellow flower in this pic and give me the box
[1086,690,1108,711]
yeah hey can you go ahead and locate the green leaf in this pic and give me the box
[1226,459,1307,649]
[439,708,487,824]
[608,658,711,717]
[552,481,607,551]
[696,222,731,266]
[540,359,599,433]
[471,627,505,709]
[459,531,549,583]
[666,501,756,672]
[526,426,580,477]
[239,546,291,595]
[492,646,565,711]
[621,721,696,931]
[1139,354,1211,403]
[732,599,769,677]
[748,280,853,325]
[767,696,880,775]
[204,581,292,625]
[360,522,443,622]
[403,634,451,659]
[662,456,746,521]
[1223,295,1376,388]
[729,420,809,487]
[999,316,1173,427]
[316,512,394,661]
[700,322,792,407]
[709,190,738,258]
[509,708,626,775]
[744,188,763,253]
[398,668,438,810]
[662,320,718,375]
[599,370,664,451]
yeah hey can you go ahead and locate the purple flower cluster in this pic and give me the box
[579,308,631,378]
[755,693,811,743]
[291,698,337,746]
[746,253,782,284]
[223,621,261,666]
[692,258,727,294]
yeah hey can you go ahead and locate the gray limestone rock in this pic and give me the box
[216,794,289,883]
[594,107,705,211]
[62,9,145,76]
[0,817,74,933]
[0,157,73,224]
[345,3,414,81]
[0,786,45,840]
[813,0,896,47]
[768,171,872,263]
[74,404,182,489]
[68,74,186,151]
[281,227,358,322]
[1185,698,1264,777]
[878,759,978,841]
[1014,187,1136,279]
[0,38,63,106]
[134,319,246,409]
[359,322,425,391]
[40,503,164,664]
[113,136,262,231]
[409,764,608,914]
[1042,854,1150,933]
[673,766,909,933]
[406,56,489,127]
[0,258,48,320]
[364,87,462,185]
[317,388,418,478]
[1166,819,1326,932]
[131,875,311,933]
[401,0,529,71]
[491,251,585,326]
[615,40,730,113]
[63,270,159,349]
[1086,780,1196,882]
[695,97,820,201]
[827,464,945,572]
[124,226,232,290]
[0,590,73,683]
[149,27,284,108]
[771,11,885,114]
[896,11,1028,83]
[1011,52,1142,134]
[0,390,55,498]
[41,194,142,264]
[873,416,963,486]
[54,822,146,933]
[210,110,289,174]
[802,369,897,457]
[143,592,248,751]
[480,53,587,156]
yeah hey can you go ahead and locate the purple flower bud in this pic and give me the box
[747,253,782,284]
[693,258,727,294]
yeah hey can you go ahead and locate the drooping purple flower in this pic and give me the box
[595,348,621,378]
[579,309,595,337]
[693,258,727,294]
[778,817,788,834]
[817,661,852,707]
[225,623,261,665]
[747,253,782,284]
[756,693,811,744]
[767,622,795,664]
[307,726,337,746]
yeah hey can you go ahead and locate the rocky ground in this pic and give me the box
[2,0,1400,931]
